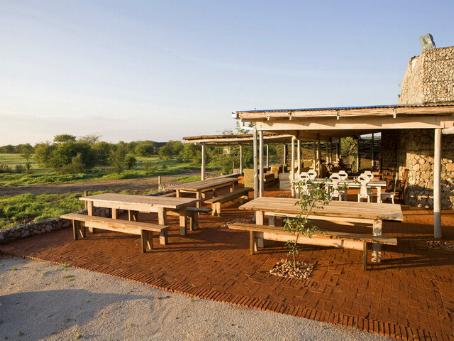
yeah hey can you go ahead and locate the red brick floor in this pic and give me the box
[1,192,453,340]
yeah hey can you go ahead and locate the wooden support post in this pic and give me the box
[253,128,258,199]
[312,142,316,169]
[83,191,88,209]
[316,136,321,174]
[258,130,264,197]
[201,144,206,181]
[157,176,162,191]
[297,139,301,174]
[434,128,442,239]
[111,208,118,220]
[239,145,243,174]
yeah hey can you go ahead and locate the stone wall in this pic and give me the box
[399,46,454,104]
[381,130,454,209]
[0,218,70,244]
[0,207,111,244]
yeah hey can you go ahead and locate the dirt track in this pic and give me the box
[0,173,196,196]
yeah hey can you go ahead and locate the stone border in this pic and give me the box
[0,218,70,244]
[0,208,110,244]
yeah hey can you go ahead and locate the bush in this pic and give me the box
[125,154,137,170]
[134,141,156,156]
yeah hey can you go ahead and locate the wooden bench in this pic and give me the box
[205,188,251,216]
[60,213,168,253]
[228,223,397,270]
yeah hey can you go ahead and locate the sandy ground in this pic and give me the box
[0,256,387,341]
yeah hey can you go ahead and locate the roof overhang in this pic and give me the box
[235,104,454,137]
[182,133,296,145]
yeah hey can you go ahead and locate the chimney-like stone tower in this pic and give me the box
[399,45,454,105]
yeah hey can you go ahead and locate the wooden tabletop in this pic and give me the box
[239,197,403,221]
[80,193,198,210]
[173,177,237,192]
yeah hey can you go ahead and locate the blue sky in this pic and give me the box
[1,0,453,144]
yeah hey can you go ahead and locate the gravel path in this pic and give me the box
[0,256,387,341]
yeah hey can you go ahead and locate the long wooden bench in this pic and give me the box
[205,188,251,216]
[60,213,168,253]
[228,223,397,270]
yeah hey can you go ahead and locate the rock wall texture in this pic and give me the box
[399,46,454,104]
[381,130,454,209]
[0,208,110,244]
[0,218,71,244]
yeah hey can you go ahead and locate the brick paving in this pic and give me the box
[1,191,453,340]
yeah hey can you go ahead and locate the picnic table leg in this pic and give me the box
[178,210,187,236]
[111,208,118,220]
[176,189,180,198]
[195,192,201,208]
[371,219,382,263]
[268,215,275,226]
[86,201,95,233]
[255,211,264,248]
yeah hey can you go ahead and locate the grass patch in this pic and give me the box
[0,193,84,229]
[0,156,203,186]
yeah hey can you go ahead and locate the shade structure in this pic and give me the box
[235,103,454,239]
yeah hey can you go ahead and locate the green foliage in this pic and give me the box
[283,180,332,267]
[54,134,77,143]
[158,141,184,160]
[109,142,128,173]
[125,154,137,170]
[134,141,157,156]
[0,193,83,229]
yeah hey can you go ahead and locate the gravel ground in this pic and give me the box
[0,256,387,341]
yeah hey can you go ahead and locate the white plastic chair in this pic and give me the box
[363,170,374,181]
[357,173,371,202]
[307,169,317,180]
[329,173,343,201]
[293,172,310,197]
[338,170,348,181]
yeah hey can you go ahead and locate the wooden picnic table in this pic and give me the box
[173,177,238,206]
[80,193,199,235]
[239,197,403,262]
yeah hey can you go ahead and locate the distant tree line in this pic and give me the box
[0,133,284,175]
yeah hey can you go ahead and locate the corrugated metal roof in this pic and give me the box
[237,103,454,114]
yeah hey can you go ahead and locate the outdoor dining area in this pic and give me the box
[3,104,453,340]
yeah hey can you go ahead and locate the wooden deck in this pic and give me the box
[1,190,453,340]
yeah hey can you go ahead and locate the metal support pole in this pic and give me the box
[297,139,301,174]
[283,144,288,168]
[239,145,243,174]
[253,129,258,199]
[291,137,296,197]
[201,144,206,180]
[371,133,375,169]
[356,136,360,172]
[434,128,442,239]
[266,144,269,168]
[259,130,264,197]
